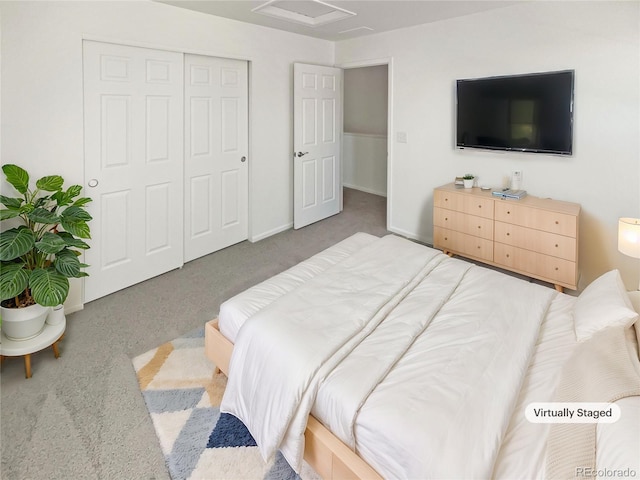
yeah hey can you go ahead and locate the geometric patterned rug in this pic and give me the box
[131,328,320,480]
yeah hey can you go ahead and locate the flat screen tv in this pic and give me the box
[456,70,574,155]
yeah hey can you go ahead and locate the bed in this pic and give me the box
[205,233,640,479]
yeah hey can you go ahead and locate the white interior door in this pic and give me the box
[184,54,248,262]
[83,41,184,302]
[293,63,343,229]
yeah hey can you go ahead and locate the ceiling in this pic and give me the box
[156,0,519,41]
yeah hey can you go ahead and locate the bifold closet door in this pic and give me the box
[83,40,184,302]
[184,54,249,262]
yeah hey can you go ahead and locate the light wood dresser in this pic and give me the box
[433,183,580,291]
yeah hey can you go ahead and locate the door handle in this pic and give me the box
[296,151,309,158]
[88,179,99,188]
[241,156,246,162]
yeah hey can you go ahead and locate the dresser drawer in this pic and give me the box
[494,221,576,261]
[434,190,494,219]
[434,207,494,240]
[494,243,577,287]
[434,227,493,262]
[494,202,577,237]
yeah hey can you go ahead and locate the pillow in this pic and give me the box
[574,269,639,342]
[627,291,640,352]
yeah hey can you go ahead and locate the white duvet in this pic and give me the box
[220,235,557,478]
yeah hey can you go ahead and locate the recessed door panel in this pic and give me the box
[221,68,239,87]
[221,98,239,153]
[190,97,211,157]
[146,60,171,84]
[146,183,171,255]
[221,170,239,227]
[191,66,211,86]
[302,159,317,209]
[101,190,130,269]
[146,96,170,163]
[322,99,335,143]
[322,75,336,91]
[322,156,336,202]
[100,55,130,81]
[302,73,317,90]
[190,175,212,237]
[101,95,130,168]
[302,98,317,146]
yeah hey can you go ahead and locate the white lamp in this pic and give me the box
[619,218,640,259]
[619,217,640,293]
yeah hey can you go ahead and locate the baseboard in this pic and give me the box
[343,183,387,197]
[250,222,293,243]
[388,226,432,247]
[63,304,84,315]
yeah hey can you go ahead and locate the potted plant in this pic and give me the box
[462,174,475,189]
[0,164,92,340]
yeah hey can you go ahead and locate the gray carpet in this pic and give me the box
[0,188,388,480]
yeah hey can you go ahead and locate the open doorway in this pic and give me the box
[342,64,389,227]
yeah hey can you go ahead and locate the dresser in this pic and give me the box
[433,183,580,291]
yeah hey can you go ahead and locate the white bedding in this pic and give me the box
[493,293,577,479]
[221,235,448,471]
[217,233,640,479]
[313,258,555,479]
[219,232,379,342]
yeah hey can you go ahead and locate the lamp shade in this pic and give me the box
[618,217,640,259]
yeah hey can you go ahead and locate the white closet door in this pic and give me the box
[184,54,248,262]
[83,41,184,302]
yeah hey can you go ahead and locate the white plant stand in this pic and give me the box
[0,317,66,378]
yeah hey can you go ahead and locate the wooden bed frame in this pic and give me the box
[204,319,383,480]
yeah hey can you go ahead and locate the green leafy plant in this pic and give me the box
[462,174,475,180]
[0,164,92,308]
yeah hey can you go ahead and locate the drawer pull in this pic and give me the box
[507,211,511,214]
[478,205,482,209]
[555,244,559,248]
[444,237,448,241]
[506,254,510,258]
[445,198,448,202]
[555,267,559,271]
[506,232,510,236]
[445,217,448,221]
[555,221,559,225]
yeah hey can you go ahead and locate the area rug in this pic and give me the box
[132,328,320,480]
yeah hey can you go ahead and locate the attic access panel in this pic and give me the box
[252,0,356,27]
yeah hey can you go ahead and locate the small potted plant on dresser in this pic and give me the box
[462,174,475,189]
[0,164,92,340]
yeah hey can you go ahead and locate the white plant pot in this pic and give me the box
[463,179,474,189]
[46,305,66,326]
[1,304,51,341]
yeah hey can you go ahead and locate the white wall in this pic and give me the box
[336,1,640,291]
[344,65,388,135]
[0,1,333,310]
[343,133,387,196]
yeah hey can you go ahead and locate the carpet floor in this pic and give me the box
[1,188,387,480]
[132,328,320,480]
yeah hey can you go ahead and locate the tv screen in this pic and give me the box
[456,70,574,155]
